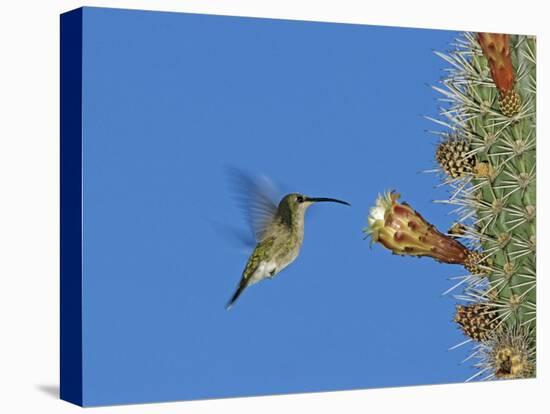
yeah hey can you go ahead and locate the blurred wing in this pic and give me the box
[227,167,279,242]
[206,218,256,250]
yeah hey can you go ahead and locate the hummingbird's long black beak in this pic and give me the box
[306,197,351,206]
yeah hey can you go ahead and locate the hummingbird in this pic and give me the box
[225,172,350,309]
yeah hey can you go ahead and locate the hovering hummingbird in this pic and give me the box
[226,171,350,309]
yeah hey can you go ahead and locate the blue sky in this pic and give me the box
[80,7,475,406]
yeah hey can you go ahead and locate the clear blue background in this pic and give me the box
[81,7,475,406]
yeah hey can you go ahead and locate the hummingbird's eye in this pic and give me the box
[296,196,304,203]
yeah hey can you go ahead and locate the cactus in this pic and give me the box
[365,32,536,380]
[433,32,536,379]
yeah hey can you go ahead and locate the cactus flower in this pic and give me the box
[365,191,475,266]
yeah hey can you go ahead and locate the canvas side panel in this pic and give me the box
[60,7,83,407]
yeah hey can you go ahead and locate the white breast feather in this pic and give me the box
[248,261,277,285]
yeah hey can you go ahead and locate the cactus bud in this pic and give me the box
[455,303,498,342]
[499,89,522,117]
[436,136,476,179]
[477,33,521,117]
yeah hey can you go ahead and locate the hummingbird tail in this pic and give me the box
[225,280,247,310]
